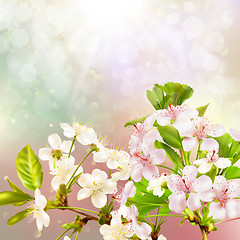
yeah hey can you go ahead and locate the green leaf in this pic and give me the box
[163,82,194,106]
[7,209,30,226]
[214,134,232,157]
[16,145,43,191]
[157,124,182,149]
[124,116,148,128]
[225,166,240,180]
[0,191,33,206]
[158,206,171,215]
[4,177,25,194]
[155,140,184,168]
[131,192,168,216]
[196,103,210,117]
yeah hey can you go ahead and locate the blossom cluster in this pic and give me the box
[2,82,240,240]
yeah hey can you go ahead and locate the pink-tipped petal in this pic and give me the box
[194,175,212,193]
[213,176,228,193]
[167,174,186,193]
[209,124,225,137]
[173,117,194,137]
[149,149,166,165]
[135,222,152,240]
[226,199,240,218]
[187,192,201,211]
[182,137,198,151]
[182,165,197,186]
[169,193,186,213]
[156,112,171,126]
[209,202,226,220]
[229,128,240,141]
[131,163,143,182]
[227,182,240,198]
[201,138,219,152]
[142,164,159,181]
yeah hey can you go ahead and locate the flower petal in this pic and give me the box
[213,176,227,193]
[39,148,53,161]
[229,128,240,141]
[168,174,186,193]
[60,140,75,153]
[78,173,93,187]
[102,179,117,194]
[169,193,186,213]
[142,164,159,181]
[131,163,143,182]
[91,191,107,208]
[173,117,194,137]
[182,137,198,151]
[77,188,92,200]
[187,192,201,211]
[201,138,219,152]
[209,202,226,220]
[92,169,107,182]
[208,124,225,137]
[51,176,62,192]
[226,199,240,218]
[38,210,50,228]
[149,149,166,165]
[35,190,47,209]
[214,158,231,169]
[227,181,240,198]
[48,133,62,149]
[156,111,171,126]
[194,175,212,193]
[135,222,152,240]
[197,162,212,174]
[60,123,75,138]
[182,165,197,187]
[76,128,98,145]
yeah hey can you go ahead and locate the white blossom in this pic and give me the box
[28,189,50,232]
[60,122,99,146]
[147,173,169,197]
[50,156,83,191]
[77,169,117,208]
[39,133,74,170]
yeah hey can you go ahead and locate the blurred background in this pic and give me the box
[0,0,240,239]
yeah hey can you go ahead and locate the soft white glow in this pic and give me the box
[81,0,145,30]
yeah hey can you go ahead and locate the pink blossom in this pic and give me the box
[129,114,161,156]
[155,104,198,136]
[125,205,152,240]
[120,181,136,206]
[194,145,231,174]
[209,176,240,220]
[167,166,213,213]
[131,148,166,182]
[182,117,225,151]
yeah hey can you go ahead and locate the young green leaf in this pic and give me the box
[163,82,194,106]
[157,124,183,150]
[16,144,43,191]
[7,209,30,226]
[196,103,210,117]
[155,140,184,169]
[224,166,240,180]
[0,191,33,206]
[4,177,25,194]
